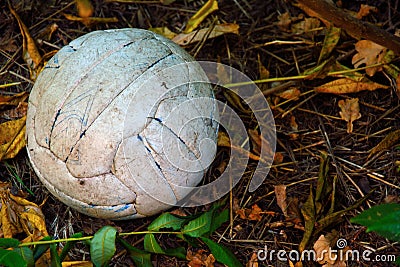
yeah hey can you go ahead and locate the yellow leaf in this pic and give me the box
[367,129,400,160]
[0,182,48,241]
[63,13,118,26]
[62,261,94,267]
[0,116,26,160]
[184,0,218,33]
[352,40,387,76]
[0,92,29,107]
[75,0,94,18]
[338,98,361,133]
[173,23,238,46]
[148,27,177,39]
[315,77,389,94]
[9,4,42,80]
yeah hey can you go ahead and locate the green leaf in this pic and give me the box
[60,232,83,261]
[164,247,187,259]
[144,233,164,254]
[183,211,212,237]
[200,237,242,267]
[14,247,34,267]
[318,26,341,64]
[50,244,61,267]
[148,213,187,231]
[209,208,229,234]
[90,226,117,267]
[299,185,315,252]
[351,203,400,242]
[0,238,20,248]
[117,237,153,267]
[0,248,28,267]
[33,236,52,261]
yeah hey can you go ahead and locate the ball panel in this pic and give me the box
[114,137,176,216]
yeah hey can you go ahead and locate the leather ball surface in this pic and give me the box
[26,28,218,220]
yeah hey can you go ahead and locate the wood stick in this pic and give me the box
[294,0,400,55]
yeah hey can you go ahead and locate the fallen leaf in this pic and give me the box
[276,87,301,100]
[246,252,258,267]
[1,102,28,119]
[318,26,341,64]
[149,27,177,39]
[291,17,320,36]
[0,116,26,160]
[313,235,336,265]
[338,98,361,133]
[173,23,239,46]
[315,77,389,94]
[356,4,377,19]
[0,182,48,241]
[273,152,284,164]
[367,129,400,160]
[277,12,292,32]
[184,0,218,33]
[248,129,261,155]
[274,185,288,217]
[0,91,29,107]
[62,261,93,267]
[236,204,274,221]
[75,0,94,18]
[218,131,260,161]
[9,4,42,80]
[313,233,347,267]
[187,249,215,267]
[63,13,118,27]
[352,40,387,76]
[289,115,298,131]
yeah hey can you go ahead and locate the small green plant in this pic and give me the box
[0,200,242,267]
[351,203,400,265]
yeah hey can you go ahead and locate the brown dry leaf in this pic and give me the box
[291,17,320,36]
[338,98,361,133]
[290,115,298,131]
[274,185,288,217]
[218,131,261,161]
[184,0,218,33]
[0,91,29,107]
[1,102,28,119]
[75,0,94,18]
[0,182,48,241]
[63,13,118,27]
[236,204,272,221]
[246,252,259,267]
[367,129,400,160]
[313,234,347,267]
[248,129,261,155]
[356,4,378,19]
[62,262,93,267]
[315,77,389,94]
[276,87,301,100]
[352,40,387,76]
[173,23,239,46]
[273,152,284,164]
[277,12,292,32]
[314,235,336,265]
[9,4,42,80]
[0,116,26,161]
[187,249,215,267]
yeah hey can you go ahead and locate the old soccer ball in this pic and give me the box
[26,28,218,220]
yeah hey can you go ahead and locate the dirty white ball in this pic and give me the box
[26,28,218,220]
